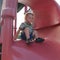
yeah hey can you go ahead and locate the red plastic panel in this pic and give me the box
[1,0,18,60]
[33,0,60,29]
[1,0,60,60]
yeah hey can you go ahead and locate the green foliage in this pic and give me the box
[17,3,24,12]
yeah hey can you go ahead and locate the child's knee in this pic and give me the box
[25,27,29,30]
[33,30,38,35]
[24,27,30,33]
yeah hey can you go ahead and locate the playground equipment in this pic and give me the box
[0,0,60,60]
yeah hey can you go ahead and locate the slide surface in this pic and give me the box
[6,25,60,60]
[11,39,60,60]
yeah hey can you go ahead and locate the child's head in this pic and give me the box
[25,13,34,24]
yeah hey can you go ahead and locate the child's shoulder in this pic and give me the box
[21,22,27,26]
[20,22,27,29]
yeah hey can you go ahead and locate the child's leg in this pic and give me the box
[24,27,31,43]
[33,30,44,42]
[33,30,39,39]
[21,32,26,40]
[24,27,30,39]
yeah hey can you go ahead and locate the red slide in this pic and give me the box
[1,0,60,60]
[11,25,60,60]
[11,36,60,60]
[1,25,60,60]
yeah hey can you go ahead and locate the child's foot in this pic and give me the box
[26,40,30,44]
[35,38,44,43]
[29,39,35,42]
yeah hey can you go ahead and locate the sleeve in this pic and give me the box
[20,23,26,30]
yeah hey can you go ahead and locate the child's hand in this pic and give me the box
[29,39,36,42]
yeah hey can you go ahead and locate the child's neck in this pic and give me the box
[25,21,32,25]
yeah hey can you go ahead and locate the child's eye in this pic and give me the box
[29,17,33,19]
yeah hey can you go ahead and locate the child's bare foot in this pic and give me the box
[26,40,30,44]
[29,39,36,42]
[26,40,29,43]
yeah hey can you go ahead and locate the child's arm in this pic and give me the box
[13,27,21,40]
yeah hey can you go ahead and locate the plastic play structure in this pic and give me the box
[0,0,60,60]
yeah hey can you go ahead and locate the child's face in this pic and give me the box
[26,13,34,24]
